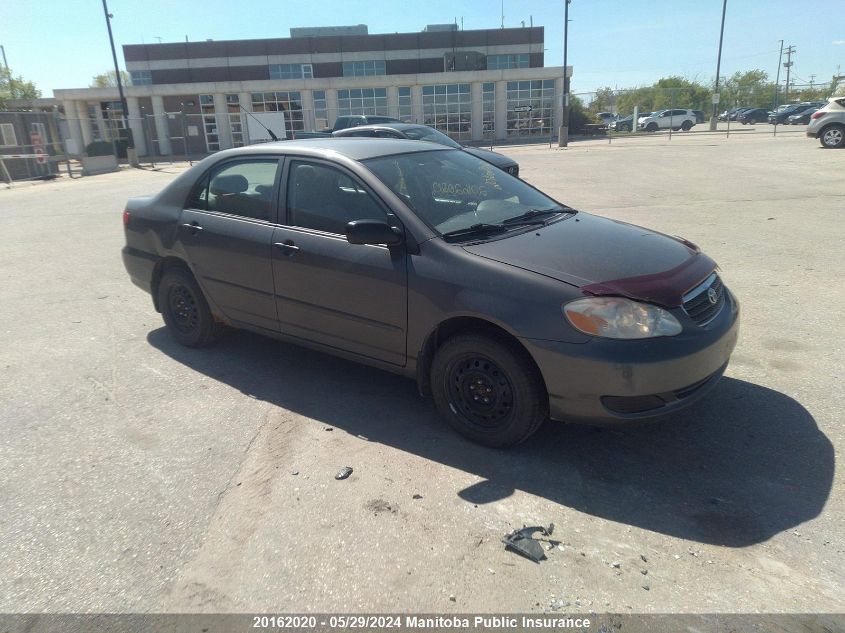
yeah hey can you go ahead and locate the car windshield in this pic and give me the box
[401,126,462,149]
[364,149,567,239]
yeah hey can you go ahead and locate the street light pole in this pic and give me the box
[557,0,571,147]
[101,0,137,164]
[709,0,727,131]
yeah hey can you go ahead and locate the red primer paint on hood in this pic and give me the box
[581,252,718,307]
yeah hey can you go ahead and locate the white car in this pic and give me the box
[806,96,845,149]
[638,109,696,132]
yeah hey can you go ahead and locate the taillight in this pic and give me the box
[811,111,826,120]
[123,210,130,227]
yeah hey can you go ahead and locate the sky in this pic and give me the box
[2,0,843,96]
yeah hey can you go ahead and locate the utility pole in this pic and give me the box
[773,40,784,110]
[101,0,137,164]
[710,0,728,131]
[783,45,796,104]
[558,0,571,147]
[0,45,8,70]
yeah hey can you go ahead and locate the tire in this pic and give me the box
[819,124,844,149]
[157,267,222,347]
[681,120,693,131]
[431,334,547,447]
[620,124,631,132]
[646,122,658,132]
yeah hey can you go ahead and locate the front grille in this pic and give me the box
[683,273,725,326]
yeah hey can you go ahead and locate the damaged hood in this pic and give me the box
[463,212,717,307]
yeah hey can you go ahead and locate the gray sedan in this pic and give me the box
[121,139,739,446]
[332,122,520,177]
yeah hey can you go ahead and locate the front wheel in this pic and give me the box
[158,268,222,347]
[819,124,844,149]
[431,334,547,447]
[646,123,658,132]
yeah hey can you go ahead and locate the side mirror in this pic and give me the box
[346,220,403,246]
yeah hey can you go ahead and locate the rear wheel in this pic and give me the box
[431,334,547,447]
[819,124,844,149]
[158,268,222,347]
[681,120,693,131]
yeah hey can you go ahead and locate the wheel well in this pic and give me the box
[415,317,547,399]
[150,257,192,312]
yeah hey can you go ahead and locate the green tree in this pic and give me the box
[588,87,616,115]
[90,70,131,88]
[0,67,41,108]
[721,70,773,109]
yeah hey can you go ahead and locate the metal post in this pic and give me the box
[710,0,728,130]
[101,0,136,164]
[773,40,784,111]
[0,45,8,70]
[557,0,571,147]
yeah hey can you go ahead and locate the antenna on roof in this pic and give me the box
[238,104,279,141]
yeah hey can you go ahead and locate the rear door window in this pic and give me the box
[188,159,279,221]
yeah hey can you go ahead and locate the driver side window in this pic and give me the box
[286,161,389,235]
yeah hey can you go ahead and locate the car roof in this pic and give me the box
[336,122,424,133]
[215,137,446,161]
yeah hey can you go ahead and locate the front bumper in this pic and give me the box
[522,289,740,424]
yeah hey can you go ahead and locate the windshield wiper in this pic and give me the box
[441,223,509,240]
[502,207,571,225]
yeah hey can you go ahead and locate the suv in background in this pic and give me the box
[638,109,697,132]
[737,108,769,124]
[806,97,845,148]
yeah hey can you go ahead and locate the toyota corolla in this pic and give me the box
[122,139,739,447]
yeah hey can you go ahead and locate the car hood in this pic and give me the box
[461,146,516,168]
[463,212,717,307]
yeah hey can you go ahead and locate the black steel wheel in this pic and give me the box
[431,334,547,447]
[157,267,222,347]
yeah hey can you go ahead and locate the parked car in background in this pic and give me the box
[806,97,845,148]
[718,107,745,121]
[787,108,819,125]
[609,115,634,132]
[638,109,697,132]
[293,115,403,139]
[333,123,519,176]
[595,112,617,124]
[121,138,739,446]
[737,108,769,125]
[768,103,823,125]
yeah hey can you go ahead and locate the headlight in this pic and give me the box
[563,297,682,339]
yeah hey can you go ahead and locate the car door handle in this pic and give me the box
[181,222,203,232]
[274,241,300,255]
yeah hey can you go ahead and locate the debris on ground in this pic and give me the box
[412,494,423,500]
[611,561,621,568]
[640,554,648,563]
[449,594,456,602]
[366,498,397,515]
[291,470,299,476]
[324,426,334,432]
[335,466,353,480]
[501,524,555,563]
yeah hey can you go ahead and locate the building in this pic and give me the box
[54,24,569,157]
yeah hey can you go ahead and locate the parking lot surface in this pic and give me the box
[1,133,843,613]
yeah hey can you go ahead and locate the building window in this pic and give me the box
[269,64,313,80]
[421,83,471,141]
[506,79,555,138]
[486,54,529,70]
[398,87,412,122]
[337,88,388,116]
[226,94,245,147]
[313,90,328,130]
[342,60,386,77]
[0,123,18,147]
[251,91,304,132]
[199,94,219,152]
[100,101,125,141]
[482,82,495,137]
[130,70,152,85]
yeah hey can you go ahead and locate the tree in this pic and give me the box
[0,67,41,108]
[721,70,772,108]
[90,70,131,88]
[587,87,616,115]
